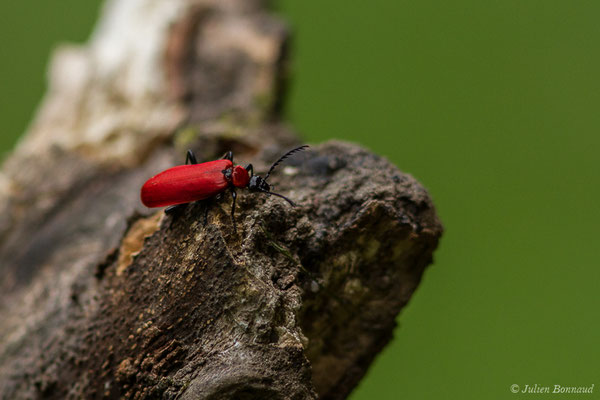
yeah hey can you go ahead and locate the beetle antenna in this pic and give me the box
[260,190,296,207]
[264,145,309,181]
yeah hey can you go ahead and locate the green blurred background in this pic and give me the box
[1,1,598,398]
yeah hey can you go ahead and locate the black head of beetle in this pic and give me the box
[248,175,271,192]
[248,175,294,206]
[246,145,310,206]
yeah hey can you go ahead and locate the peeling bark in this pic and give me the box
[0,0,443,399]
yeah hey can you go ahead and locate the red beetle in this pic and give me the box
[141,145,308,229]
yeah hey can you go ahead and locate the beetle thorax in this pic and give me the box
[231,165,250,188]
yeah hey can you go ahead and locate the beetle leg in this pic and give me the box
[203,202,210,225]
[186,150,198,165]
[222,151,233,162]
[165,203,188,214]
[230,187,237,233]
[245,163,253,176]
[200,198,213,226]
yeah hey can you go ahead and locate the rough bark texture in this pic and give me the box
[0,1,443,399]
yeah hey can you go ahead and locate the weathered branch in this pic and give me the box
[0,1,443,399]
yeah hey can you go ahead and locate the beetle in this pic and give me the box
[141,145,308,230]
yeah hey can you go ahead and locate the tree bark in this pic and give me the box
[0,1,443,399]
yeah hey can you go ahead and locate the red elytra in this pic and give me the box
[141,160,249,208]
[140,146,308,230]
